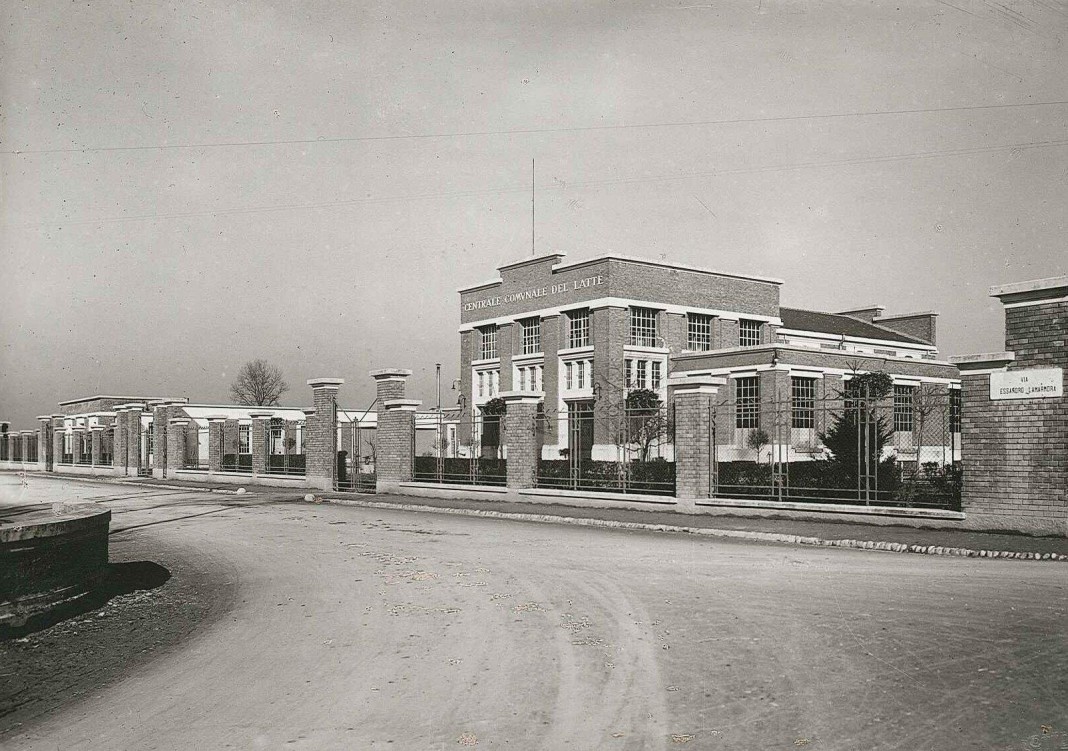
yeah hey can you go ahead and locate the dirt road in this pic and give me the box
[2,475,1066,750]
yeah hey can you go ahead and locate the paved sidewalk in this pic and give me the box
[323,491,1068,560]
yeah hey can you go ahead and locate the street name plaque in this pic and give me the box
[989,367,1063,400]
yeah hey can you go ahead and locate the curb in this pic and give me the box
[5,471,247,495]
[319,496,1068,562]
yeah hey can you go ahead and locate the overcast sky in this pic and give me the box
[1,0,1066,427]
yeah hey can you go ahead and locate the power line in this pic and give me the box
[3,99,1068,156]
[13,136,1068,230]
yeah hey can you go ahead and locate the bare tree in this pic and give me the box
[230,359,289,406]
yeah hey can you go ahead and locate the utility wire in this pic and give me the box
[3,99,1068,156]
[13,135,1068,230]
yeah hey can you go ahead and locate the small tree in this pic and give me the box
[230,359,289,406]
[747,428,770,463]
[624,389,670,461]
[820,370,896,494]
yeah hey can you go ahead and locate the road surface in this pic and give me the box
[2,475,1066,750]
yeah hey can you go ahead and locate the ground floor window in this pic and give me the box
[893,385,914,433]
[735,376,759,429]
[239,424,251,454]
[791,377,817,429]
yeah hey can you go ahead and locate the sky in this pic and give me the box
[1,0,1066,428]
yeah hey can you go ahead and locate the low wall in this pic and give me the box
[0,461,42,473]
[379,481,967,529]
[172,468,311,489]
[0,504,111,629]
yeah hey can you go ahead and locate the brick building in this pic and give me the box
[458,253,961,463]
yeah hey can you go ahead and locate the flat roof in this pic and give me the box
[459,252,785,293]
[989,275,1068,298]
[57,395,169,406]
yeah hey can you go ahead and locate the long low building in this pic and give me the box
[0,395,460,484]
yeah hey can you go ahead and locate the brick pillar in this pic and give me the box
[206,416,226,473]
[112,408,127,474]
[377,399,420,488]
[370,369,415,488]
[151,401,170,479]
[127,404,145,475]
[37,417,51,471]
[372,368,411,403]
[167,418,189,474]
[501,392,543,489]
[250,411,272,476]
[671,377,725,508]
[591,305,628,452]
[20,432,30,464]
[52,415,65,468]
[91,427,103,466]
[306,378,344,491]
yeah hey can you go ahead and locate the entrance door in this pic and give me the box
[567,401,595,484]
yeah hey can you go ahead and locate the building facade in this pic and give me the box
[458,253,961,463]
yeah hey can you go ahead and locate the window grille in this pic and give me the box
[630,307,658,346]
[520,317,541,355]
[568,309,590,348]
[478,325,498,359]
[239,425,251,454]
[735,376,760,429]
[739,319,762,347]
[688,313,713,350]
[893,385,914,433]
[791,377,817,429]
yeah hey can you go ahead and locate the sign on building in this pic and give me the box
[989,367,1064,400]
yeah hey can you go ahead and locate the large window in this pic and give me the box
[739,319,763,347]
[893,385,914,433]
[520,317,541,355]
[630,307,658,347]
[688,313,714,351]
[239,424,251,454]
[567,309,590,348]
[791,377,817,429]
[625,358,665,390]
[478,325,498,360]
[516,364,542,392]
[476,369,500,398]
[564,359,592,391]
[735,376,760,429]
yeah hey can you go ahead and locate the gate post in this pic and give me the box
[38,416,52,471]
[500,392,543,490]
[206,415,226,474]
[669,376,726,511]
[111,409,126,475]
[167,418,189,475]
[249,411,272,477]
[91,426,103,467]
[371,369,417,491]
[306,378,344,491]
[126,404,145,476]
[51,414,65,472]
